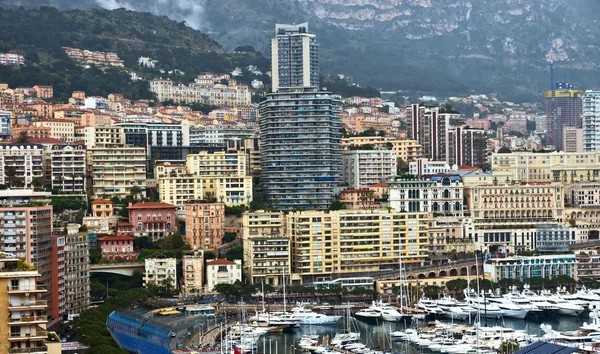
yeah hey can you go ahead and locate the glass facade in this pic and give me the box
[259,87,342,210]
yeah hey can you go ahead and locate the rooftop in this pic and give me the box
[207,259,236,266]
[128,202,177,209]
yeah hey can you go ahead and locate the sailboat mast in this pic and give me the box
[282,266,287,313]
[399,253,403,311]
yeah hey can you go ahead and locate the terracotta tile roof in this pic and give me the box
[128,202,177,209]
[98,235,134,242]
[91,199,112,205]
[370,183,389,187]
[341,189,373,194]
[10,137,65,144]
[118,222,133,226]
[207,259,236,266]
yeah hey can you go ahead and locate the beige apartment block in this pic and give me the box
[242,211,290,286]
[287,209,430,283]
[88,146,146,199]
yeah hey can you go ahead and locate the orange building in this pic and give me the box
[11,124,51,139]
[26,101,53,118]
[184,200,224,251]
[33,85,53,98]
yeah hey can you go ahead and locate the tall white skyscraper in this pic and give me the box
[584,90,600,152]
[271,23,319,92]
[260,23,341,210]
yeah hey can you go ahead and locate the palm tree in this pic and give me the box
[31,177,44,191]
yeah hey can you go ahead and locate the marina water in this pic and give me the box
[256,315,588,353]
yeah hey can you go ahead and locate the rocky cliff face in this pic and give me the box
[201,0,600,99]
[4,0,600,99]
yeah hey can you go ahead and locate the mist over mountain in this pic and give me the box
[3,0,600,101]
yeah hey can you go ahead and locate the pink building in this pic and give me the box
[98,235,138,261]
[128,202,177,241]
[464,118,491,131]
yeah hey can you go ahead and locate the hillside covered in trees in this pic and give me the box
[0,6,270,100]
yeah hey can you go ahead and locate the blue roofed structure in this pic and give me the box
[513,341,577,354]
[107,311,172,354]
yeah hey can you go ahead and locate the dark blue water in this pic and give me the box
[256,315,587,354]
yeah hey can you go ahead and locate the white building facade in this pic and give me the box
[342,150,397,189]
[388,175,464,216]
[206,259,242,292]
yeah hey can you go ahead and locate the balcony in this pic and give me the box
[8,300,47,310]
[8,286,46,294]
[10,347,48,354]
[9,315,48,325]
[9,328,47,341]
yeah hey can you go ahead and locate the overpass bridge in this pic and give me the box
[90,262,145,276]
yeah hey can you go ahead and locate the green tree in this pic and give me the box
[397,158,409,174]
[579,277,600,289]
[499,339,520,354]
[16,131,29,143]
[328,200,346,211]
[497,278,523,292]
[423,285,442,299]
[214,283,241,297]
[31,177,44,191]
[129,185,143,201]
[445,278,468,296]
[554,275,577,291]
[226,246,243,261]
[223,232,237,243]
[526,277,545,290]
[469,278,495,292]
[89,248,102,264]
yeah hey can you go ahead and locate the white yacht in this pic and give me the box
[464,290,504,319]
[576,287,600,309]
[284,305,343,325]
[248,311,298,328]
[555,287,589,309]
[435,297,471,321]
[486,290,529,319]
[541,308,600,343]
[521,286,560,315]
[503,286,543,317]
[417,298,445,316]
[360,300,405,322]
[354,307,381,322]
[538,290,584,316]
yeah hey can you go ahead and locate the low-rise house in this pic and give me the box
[206,259,242,292]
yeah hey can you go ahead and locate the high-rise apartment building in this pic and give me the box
[184,200,224,251]
[242,211,290,286]
[0,110,11,140]
[50,143,87,193]
[287,210,430,283]
[544,87,582,151]
[0,254,48,354]
[406,105,464,161]
[563,127,584,153]
[342,150,397,189]
[50,236,66,320]
[271,23,319,92]
[64,233,90,319]
[87,146,147,199]
[584,90,600,152]
[182,249,204,297]
[0,144,44,188]
[259,87,342,210]
[0,206,52,301]
[449,127,489,169]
